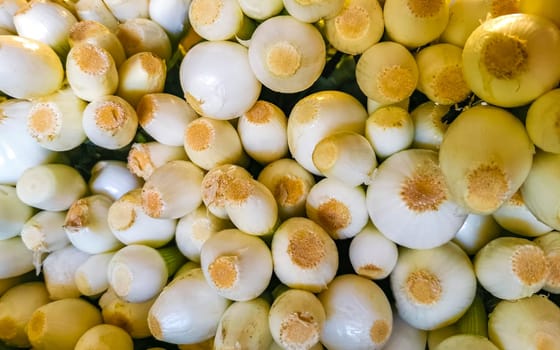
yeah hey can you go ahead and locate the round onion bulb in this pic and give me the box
[248,15,326,93]
[366,149,468,249]
[390,242,477,331]
[439,105,534,215]
[462,13,560,107]
[474,236,549,300]
[488,295,560,350]
[179,40,261,120]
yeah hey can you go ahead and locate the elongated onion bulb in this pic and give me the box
[26,87,87,151]
[141,160,204,219]
[390,242,477,330]
[319,274,393,350]
[201,229,273,301]
[439,105,534,214]
[269,289,326,350]
[366,149,467,249]
[148,268,230,345]
[13,0,77,57]
[383,0,449,48]
[214,298,273,350]
[0,35,64,99]
[27,298,102,350]
[127,142,188,181]
[410,101,449,151]
[66,43,119,102]
[180,40,261,120]
[488,295,560,350]
[462,13,560,107]
[0,282,50,348]
[237,100,288,164]
[0,237,34,279]
[0,185,34,240]
[68,19,126,67]
[248,15,326,93]
[474,237,549,300]
[365,105,414,159]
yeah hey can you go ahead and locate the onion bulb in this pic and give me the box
[439,105,534,215]
[462,13,560,107]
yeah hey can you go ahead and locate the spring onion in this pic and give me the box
[68,19,126,67]
[117,51,167,107]
[16,163,87,211]
[66,42,119,102]
[410,101,449,151]
[488,295,560,350]
[355,41,419,105]
[0,184,34,240]
[88,160,143,201]
[322,0,384,55]
[180,40,261,120]
[0,281,50,348]
[312,131,377,186]
[306,177,369,240]
[474,236,549,300]
[41,244,90,300]
[452,213,501,256]
[136,92,199,147]
[257,158,316,220]
[319,274,393,350]
[462,13,560,107]
[27,298,103,350]
[532,231,560,294]
[127,141,187,180]
[75,324,134,350]
[20,210,70,272]
[525,88,560,154]
[74,251,115,296]
[214,298,273,350]
[271,217,339,293]
[0,236,35,279]
[82,94,139,150]
[383,0,449,48]
[148,267,230,345]
[287,90,367,175]
[0,35,64,99]
[390,242,477,330]
[175,204,233,263]
[74,0,119,31]
[99,288,155,339]
[247,15,326,93]
[365,105,414,159]
[439,105,534,215]
[492,190,552,237]
[183,116,248,171]
[237,100,289,164]
[269,288,325,350]
[141,160,204,219]
[349,223,398,280]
